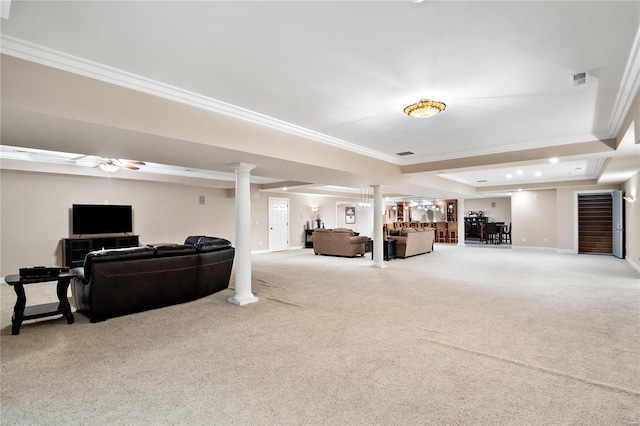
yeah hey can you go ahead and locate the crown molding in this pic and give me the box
[609,25,640,137]
[0,35,399,164]
[396,134,611,166]
[1,34,632,169]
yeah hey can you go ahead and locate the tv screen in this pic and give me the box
[72,204,133,235]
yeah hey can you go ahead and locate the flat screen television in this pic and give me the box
[72,204,133,235]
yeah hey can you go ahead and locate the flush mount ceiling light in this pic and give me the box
[403,99,446,118]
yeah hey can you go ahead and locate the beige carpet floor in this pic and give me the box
[1,244,639,425]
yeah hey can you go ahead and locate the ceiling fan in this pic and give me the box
[96,158,146,172]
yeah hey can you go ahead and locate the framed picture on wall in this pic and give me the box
[345,206,356,224]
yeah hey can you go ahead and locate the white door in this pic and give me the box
[612,190,624,258]
[269,197,289,252]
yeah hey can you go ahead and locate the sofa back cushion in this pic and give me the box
[184,236,233,252]
[312,228,331,234]
[332,228,354,234]
[151,244,198,257]
[83,246,155,278]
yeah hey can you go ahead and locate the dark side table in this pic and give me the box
[4,272,75,335]
[371,239,396,261]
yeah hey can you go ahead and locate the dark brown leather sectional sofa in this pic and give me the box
[71,236,234,322]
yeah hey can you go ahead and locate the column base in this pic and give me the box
[370,262,387,269]
[228,294,259,306]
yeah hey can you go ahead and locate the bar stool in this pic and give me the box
[435,222,448,243]
[485,222,498,244]
[502,223,512,244]
[447,222,458,243]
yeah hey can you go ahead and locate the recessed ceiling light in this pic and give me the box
[518,188,523,191]
[535,171,542,177]
[550,157,559,163]
[506,174,513,179]
[516,170,523,175]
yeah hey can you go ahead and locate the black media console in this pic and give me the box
[62,235,139,268]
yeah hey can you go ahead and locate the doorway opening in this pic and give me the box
[578,193,612,254]
[268,197,289,252]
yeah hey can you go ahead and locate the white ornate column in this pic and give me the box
[228,163,259,306]
[370,185,386,268]
[457,198,466,246]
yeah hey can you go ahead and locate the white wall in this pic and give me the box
[0,171,235,276]
[2,169,634,276]
[335,201,373,237]
[464,197,511,223]
[623,171,639,271]
[0,170,369,274]
[511,189,556,248]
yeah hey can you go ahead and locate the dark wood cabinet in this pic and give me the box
[447,201,457,222]
[304,229,314,248]
[464,217,487,241]
[371,239,396,260]
[62,235,139,267]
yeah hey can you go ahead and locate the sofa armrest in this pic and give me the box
[349,236,369,244]
[392,236,408,245]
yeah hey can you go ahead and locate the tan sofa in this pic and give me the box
[392,227,435,258]
[312,228,369,257]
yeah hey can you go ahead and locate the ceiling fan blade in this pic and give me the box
[122,164,140,170]
[119,160,146,166]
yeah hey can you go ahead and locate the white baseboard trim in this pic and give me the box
[251,246,305,255]
[512,246,558,252]
[251,249,270,255]
[557,248,578,254]
[626,256,640,274]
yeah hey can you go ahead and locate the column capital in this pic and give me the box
[230,163,256,173]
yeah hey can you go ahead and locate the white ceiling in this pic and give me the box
[1,1,639,199]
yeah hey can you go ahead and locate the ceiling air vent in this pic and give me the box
[571,72,587,86]
[396,151,415,156]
